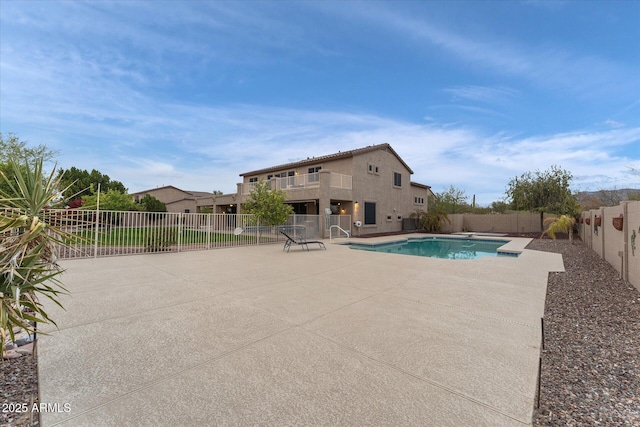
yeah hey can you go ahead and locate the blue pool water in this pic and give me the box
[349,237,517,260]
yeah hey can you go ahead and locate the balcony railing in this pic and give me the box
[242,172,352,194]
[330,173,352,190]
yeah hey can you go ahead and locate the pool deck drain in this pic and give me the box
[38,234,563,426]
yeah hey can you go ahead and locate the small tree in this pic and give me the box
[138,194,167,213]
[490,200,509,213]
[437,185,469,214]
[506,165,580,230]
[541,215,576,243]
[82,189,138,211]
[0,132,58,164]
[1,133,59,197]
[243,180,293,226]
[81,189,138,228]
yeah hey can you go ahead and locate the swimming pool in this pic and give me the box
[349,237,517,260]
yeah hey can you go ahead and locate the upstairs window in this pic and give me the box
[393,172,402,187]
[308,166,321,182]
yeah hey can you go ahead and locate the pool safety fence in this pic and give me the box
[35,210,342,259]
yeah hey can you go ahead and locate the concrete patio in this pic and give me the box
[38,235,564,426]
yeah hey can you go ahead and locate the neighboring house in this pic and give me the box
[130,185,215,213]
[213,143,433,236]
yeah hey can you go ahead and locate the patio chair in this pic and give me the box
[279,230,326,252]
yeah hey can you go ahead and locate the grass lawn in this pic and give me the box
[70,226,269,246]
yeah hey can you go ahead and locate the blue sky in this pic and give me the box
[1,0,638,205]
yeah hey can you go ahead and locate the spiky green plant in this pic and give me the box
[410,205,450,233]
[1,158,79,353]
[541,214,576,243]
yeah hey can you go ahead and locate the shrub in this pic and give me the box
[0,158,79,352]
[146,227,177,252]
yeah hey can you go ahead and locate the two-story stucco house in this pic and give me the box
[212,143,433,236]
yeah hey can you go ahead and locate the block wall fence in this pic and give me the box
[440,212,554,234]
[577,201,640,291]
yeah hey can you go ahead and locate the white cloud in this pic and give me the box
[604,119,625,128]
[443,85,519,104]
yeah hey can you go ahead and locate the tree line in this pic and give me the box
[0,133,167,212]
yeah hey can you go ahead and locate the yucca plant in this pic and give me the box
[1,157,79,353]
[540,214,576,243]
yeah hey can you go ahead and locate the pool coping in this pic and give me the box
[344,233,529,257]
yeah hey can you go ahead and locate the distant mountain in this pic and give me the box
[576,188,640,209]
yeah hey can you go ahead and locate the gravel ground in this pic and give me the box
[1,349,39,427]
[528,238,640,426]
[2,238,638,427]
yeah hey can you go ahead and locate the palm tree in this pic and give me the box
[540,215,576,243]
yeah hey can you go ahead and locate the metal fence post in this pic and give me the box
[93,209,99,258]
[177,212,183,252]
[206,213,211,250]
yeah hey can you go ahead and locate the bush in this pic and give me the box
[146,228,177,252]
[0,158,79,352]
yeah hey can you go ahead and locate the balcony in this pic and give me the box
[242,172,352,194]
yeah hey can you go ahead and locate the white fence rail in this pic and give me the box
[44,210,328,259]
[326,214,352,233]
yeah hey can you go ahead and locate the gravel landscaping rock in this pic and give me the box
[1,351,39,427]
[529,238,640,426]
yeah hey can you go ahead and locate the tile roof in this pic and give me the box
[240,143,414,176]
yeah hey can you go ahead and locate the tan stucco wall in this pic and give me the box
[603,204,625,277]
[590,208,604,259]
[350,149,414,234]
[627,202,640,290]
[211,194,238,213]
[441,213,551,234]
[166,199,197,213]
[578,201,640,291]
[579,212,592,248]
